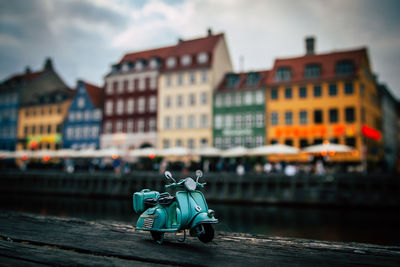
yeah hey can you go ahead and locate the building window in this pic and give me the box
[188,114,196,128]
[138,119,145,132]
[127,120,134,133]
[200,114,208,128]
[177,95,183,107]
[106,82,113,94]
[226,74,239,88]
[123,80,129,92]
[176,116,183,129]
[166,74,172,87]
[189,71,196,84]
[345,137,356,147]
[133,79,139,91]
[93,110,102,120]
[83,126,90,138]
[255,91,264,104]
[177,72,183,86]
[138,97,145,113]
[304,64,321,78]
[345,82,354,95]
[188,139,195,149]
[224,137,231,149]
[214,137,222,148]
[285,139,293,146]
[336,60,354,75]
[149,118,156,131]
[47,124,51,134]
[256,113,264,127]
[126,98,134,114]
[224,93,232,107]
[91,126,99,138]
[313,138,323,145]
[314,110,323,124]
[245,114,252,127]
[181,55,191,66]
[285,87,292,99]
[300,111,307,125]
[235,93,242,106]
[256,136,264,147]
[197,52,208,64]
[330,138,339,144]
[104,121,112,134]
[300,139,308,148]
[67,127,73,139]
[139,78,145,91]
[165,96,171,108]
[271,88,278,100]
[77,97,85,108]
[313,85,322,97]
[215,95,222,107]
[242,92,251,105]
[150,77,157,89]
[163,139,170,149]
[116,99,124,115]
[175,139,182,147]
[329,109,338,123]
[84,110,91,121]
[299,87,307,98]
[75,127,82,139]
[329,83,337,96]
[270,139,278,144]
[39,125,44,134]
[245,136,253,148]
[150,58,158,69]
[201,92,208,105]
[200,138,208,148]
[166,57,176,68]
[285,111,293,125]
[345,107,355,122]
[225,115,233,128]
[235,114,242,128]
[275,67,291,81]
[164,116,171,130]
[215,115,222,129]
[234,136,242,147]
[116,120,123,132]
[271,112,279,126]
[68,112,75,122]
[149,96,157,112]
[189,93,196,106]
[201,70,208,83]
[246,72,260,86]
[105,100,113,116]
[76,111,83,121]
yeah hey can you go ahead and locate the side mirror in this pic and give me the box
[164,171,176,183]
[195,170,203,183]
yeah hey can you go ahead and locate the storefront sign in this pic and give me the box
[362,125,381,141]
[273,124,355,138]
[27,134,62,145]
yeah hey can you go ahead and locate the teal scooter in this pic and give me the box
[133,170,218,244]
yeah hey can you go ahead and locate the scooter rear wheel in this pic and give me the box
[150,231,164,244]
[197,224,214,243]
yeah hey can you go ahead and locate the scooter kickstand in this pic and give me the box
[177,230,186,242]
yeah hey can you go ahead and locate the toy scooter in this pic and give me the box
[133,170,218,244]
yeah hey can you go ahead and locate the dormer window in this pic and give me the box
[336,60,354,75]
[167,57,176,68]
[135,60,144,71]
[149,58,158,69]
[112,64,120,73]
[304,64,321,78]
[275,67,292,81]
[226,74,240,88]
[122,62,130,72]
[197,52,208,64]
[181,55,191,66]
[246,72,260,86]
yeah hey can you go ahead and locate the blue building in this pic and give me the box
[63,80,103,149]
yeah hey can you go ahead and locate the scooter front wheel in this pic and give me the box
[150,231,164,244]
[197,224,214,243]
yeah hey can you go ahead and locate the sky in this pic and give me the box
[0,0,399,98]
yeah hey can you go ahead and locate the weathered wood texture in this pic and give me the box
[0,212,399,266]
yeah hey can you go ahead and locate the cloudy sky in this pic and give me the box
[0,0,399,98]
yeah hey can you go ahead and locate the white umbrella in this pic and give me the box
[0,150,13,158]
[159,147,192,157]
[222,146,248,157]
[130,147,159,157]
[97,148,121,158]
[54,149,76,158]
[249,144,300,156]
[31,149,56,158]
[13,150,32,159]
[303,143,354,153]
[77,148,99,158]
[194,146,222,157]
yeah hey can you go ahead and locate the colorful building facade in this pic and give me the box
[265,38,382,162]
[63,81,103,149]
[157,30,233,149]
[213,71,268,149]
[102,47,169,150]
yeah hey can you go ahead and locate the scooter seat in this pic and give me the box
[158,195,176,205]
[144,198,158,206]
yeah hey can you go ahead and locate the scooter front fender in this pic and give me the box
[190,211,218,229]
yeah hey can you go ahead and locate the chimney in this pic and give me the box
[305,37,315,55]
[25,66,31,74]
[207,28,212,36]
[178,37,183,43]
[44,57,53,71]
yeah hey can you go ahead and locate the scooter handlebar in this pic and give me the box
[197,182,206,188]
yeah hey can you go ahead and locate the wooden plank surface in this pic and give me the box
[0,212,399,266]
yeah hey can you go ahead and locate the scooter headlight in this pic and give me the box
[184,178,197,191]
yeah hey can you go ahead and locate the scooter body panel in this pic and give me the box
[136,206,171,231]
[176,190,209,228]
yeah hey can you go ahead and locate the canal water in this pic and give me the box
[1,194,399,246]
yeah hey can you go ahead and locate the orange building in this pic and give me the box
[266,38,382,162]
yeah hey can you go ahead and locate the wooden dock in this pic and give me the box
[0,212,399,266]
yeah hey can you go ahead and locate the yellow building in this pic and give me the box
[157,30,233,149]
[266,38,382,162]
[17,95,72,150]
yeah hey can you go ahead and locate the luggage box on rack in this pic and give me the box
[133,189,160,213]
